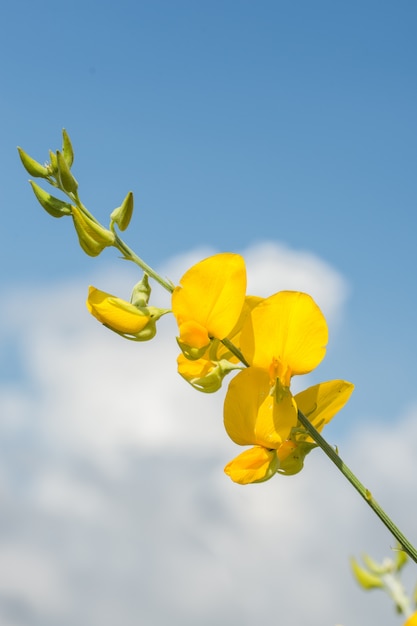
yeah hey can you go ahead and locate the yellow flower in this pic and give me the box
[240,290,328,387]
[176,295,263,392]
[224,371,353,484]
[171,253,246,359]
[404,613,417,626]
[86,286,168,340]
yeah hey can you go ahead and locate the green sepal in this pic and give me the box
[56,150,78,194]
[181,359,241,393]
[30,181,72,218]
[17,147,49,178]
[110,191,134,231]
[72,205,115,257]
[62,129,74,168]
[176,337,211,361]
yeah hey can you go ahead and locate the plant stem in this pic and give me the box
[297,409,417,563]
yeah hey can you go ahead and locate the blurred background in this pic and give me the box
[1,1,416,624]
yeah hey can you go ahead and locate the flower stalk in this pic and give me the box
[297,409,417,563]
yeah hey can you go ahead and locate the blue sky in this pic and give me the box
[1,2,417,625]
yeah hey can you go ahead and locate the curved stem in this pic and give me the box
[297,409,417,563]
[113,233,174,293]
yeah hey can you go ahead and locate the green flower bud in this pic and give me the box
[56,150,78,194]
[350,557,383,590]
[48,150,58,176]
[30,181,72,218]
[130,273,151,307]
[62,129,74,168]
[17,147,49,178]
[72,206,115,256]
[110,191,134,231]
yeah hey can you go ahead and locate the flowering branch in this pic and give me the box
[18,129,417,568]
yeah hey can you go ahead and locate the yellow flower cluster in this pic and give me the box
[86,252,353,485]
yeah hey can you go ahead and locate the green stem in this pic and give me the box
[297,409,417,564]
[113,233,174,293]
[66,189,175,293]
[221,338,250,367]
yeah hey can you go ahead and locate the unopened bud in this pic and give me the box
[30,181,72,218]
[130,273,151,307]
[110,191,134,231]
[62,129,74,168]
[56,150,78,194]
[72,206,115,256]
[350,557,383,590]
[17,147,49,178]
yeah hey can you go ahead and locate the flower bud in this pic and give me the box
[62,128,74,168]
[72,206,115,256]
[56,150,78,194]
[110,191,134,231]
[87,286,169,341]
[48,150,58,176]
[17,147,49,178]
[130,273,151,307]
[350,557,383,590]
[30,181,72,218]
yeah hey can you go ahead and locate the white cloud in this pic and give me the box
[0,242,413,626]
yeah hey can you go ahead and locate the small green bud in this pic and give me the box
[72,206,115,257]
[56,150,78,194]
[30,181,72,218]
[62,128,74,168]
[350,557,384,590]
[110,191,134,231]
[362,553,390,575]
[130,273,151,307]
[17,147,49,178]
[46,150,58,177]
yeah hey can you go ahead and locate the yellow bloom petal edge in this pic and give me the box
[404,612,417,626]
[295,380,355,441]
[224,447,278,485]
[172,253,247,347]
[240,291,328,385]
[224,367,298,448]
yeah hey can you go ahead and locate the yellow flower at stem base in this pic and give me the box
[171,253,246,359]
[86,286,168,341]
[224,367,354,484]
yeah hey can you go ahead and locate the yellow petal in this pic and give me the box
[87,286,150,334]
[171,253,246,344]
[224,447,278,484]
[240,291,328,383]
[404,612,417,626]
[177,321,210,350]
[295,380,354,441]
[224,368,297,448]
